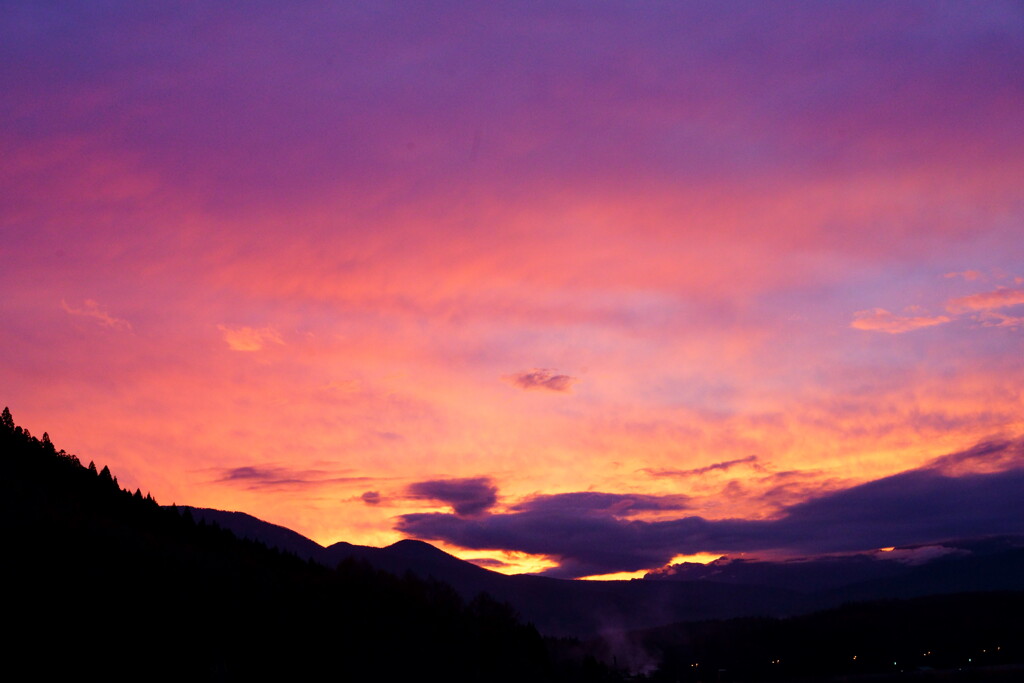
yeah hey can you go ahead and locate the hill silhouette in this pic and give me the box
[0,407,613,682]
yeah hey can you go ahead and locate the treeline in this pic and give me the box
[0,408,618,682]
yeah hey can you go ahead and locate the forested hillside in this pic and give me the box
[0,407,614,682]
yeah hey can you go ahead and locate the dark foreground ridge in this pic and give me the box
[0,407,616,682]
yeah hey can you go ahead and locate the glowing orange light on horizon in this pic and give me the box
[667,552,724,565]
[577,569,649,581]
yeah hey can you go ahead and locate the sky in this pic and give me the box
[2,1,1023,578]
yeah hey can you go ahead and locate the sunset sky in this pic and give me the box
[3,1,1023,578]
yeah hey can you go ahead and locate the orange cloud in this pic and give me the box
[850,308,950,334]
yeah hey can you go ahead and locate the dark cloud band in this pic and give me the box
[398,438,1024,578]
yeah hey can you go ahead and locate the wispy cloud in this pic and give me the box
[854,281,1024,334]
[361,490,381,505]
[217,325,285,351]
[979,311,1024,329]
[61,299,132,331]
[510,491,691,517]
[944,270,983,281]
[215,465,374,490]
[850,308,950,334]
[506,369,576,393]
[923,437,1024,476]
[946,287,1024,314]
[642,455,761,478]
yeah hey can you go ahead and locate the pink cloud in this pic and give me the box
[850,308,950,334]
[946,287,1024,314]
[61,299,132,331]
[944,270,982,281]
[217,325,284,352]
[979,311,1024,329]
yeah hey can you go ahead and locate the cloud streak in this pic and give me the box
[216,465,375,491]
[642,455,761,478]
[946,287,1024,314]
[509,491,691,517]
[853,283,1024,334]
[61,299,132,331]
[979,311,1024,329]
[850,308,950,334]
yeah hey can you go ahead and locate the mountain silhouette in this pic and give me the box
[181,504,1024,639]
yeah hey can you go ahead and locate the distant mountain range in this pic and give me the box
[180,506,1024,638]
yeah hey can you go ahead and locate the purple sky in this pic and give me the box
[3,1,1023,577]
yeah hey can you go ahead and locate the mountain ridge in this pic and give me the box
[177,504,1024,638]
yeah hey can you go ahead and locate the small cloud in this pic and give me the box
[642,455,761,478]
[850,308,950,334]
[944,270,982,281]
[217,325,285,351]
[946,287,1024,314]
[361,490,381,505]
[61,299,132,331]
[506,369,576,393]
[406,477,498,517]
